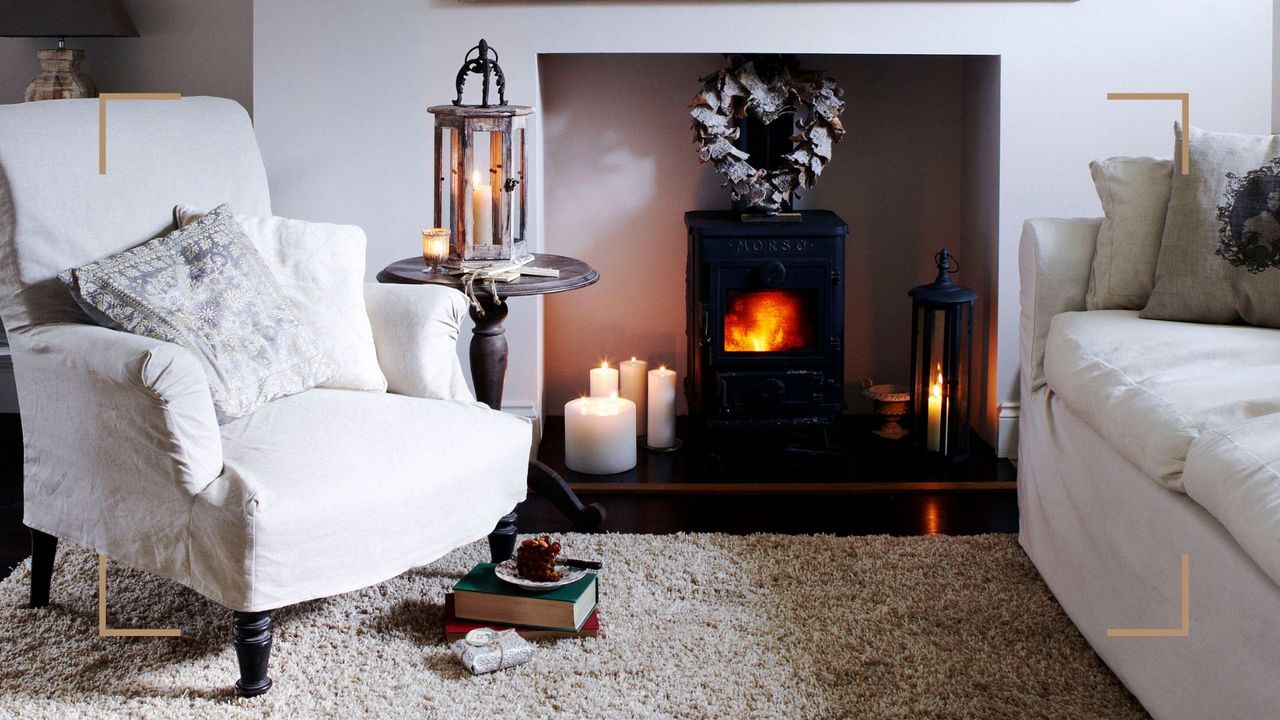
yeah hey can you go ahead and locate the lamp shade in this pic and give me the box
[0,0,138,38]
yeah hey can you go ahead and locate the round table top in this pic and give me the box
[376,253,599,298]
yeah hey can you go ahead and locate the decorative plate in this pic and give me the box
[494,559,587,591]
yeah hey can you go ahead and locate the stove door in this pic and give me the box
[708,259,838,368]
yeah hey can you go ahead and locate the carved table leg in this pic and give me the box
[469,297,509,410]
[529,461,607,531]
[466,294,605,530]
[28,527,57,608]
[233,610,273,697]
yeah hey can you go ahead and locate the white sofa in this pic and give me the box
[0,97,531,695]
[1018,218,1280,720]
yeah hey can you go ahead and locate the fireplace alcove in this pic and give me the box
[538,52,1001,484]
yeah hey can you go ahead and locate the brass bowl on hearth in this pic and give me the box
[860,382,911,440]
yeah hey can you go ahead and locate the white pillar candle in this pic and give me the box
[927,365,943,452]
[471,170,494,246]
[590,360,619,398]
[564,394,637,474]
[647,366,678,448]
[619,357,648,437]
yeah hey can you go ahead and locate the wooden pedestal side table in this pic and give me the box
[378,254,607,547]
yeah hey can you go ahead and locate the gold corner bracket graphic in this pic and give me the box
[98,554,181,637]
[98,92,182,175]
[1106,553,1190,638]
[1106,92,1190,175]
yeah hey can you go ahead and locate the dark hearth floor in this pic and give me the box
[523,414,1017,535]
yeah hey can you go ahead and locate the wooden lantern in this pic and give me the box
[908,249,976,461]
[429,39,532,267]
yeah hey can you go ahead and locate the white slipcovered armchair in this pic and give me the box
[0,97,531,696]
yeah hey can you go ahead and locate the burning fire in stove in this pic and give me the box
[724,289,815,352]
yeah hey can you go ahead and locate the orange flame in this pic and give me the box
[724,290,813,352]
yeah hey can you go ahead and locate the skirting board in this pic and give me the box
[502,403,541,459]
[997,402,1019,459]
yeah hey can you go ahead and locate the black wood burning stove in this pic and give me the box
[685,211,847,444]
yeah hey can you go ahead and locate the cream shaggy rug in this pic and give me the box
[0,533,1146,719]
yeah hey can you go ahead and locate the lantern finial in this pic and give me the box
[934,248,959,284]
[453,38,507,108]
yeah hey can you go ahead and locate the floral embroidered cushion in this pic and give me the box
[59,204,331,422]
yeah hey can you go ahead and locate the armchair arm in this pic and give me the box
[16,322,222,563]
[363,283,474,403]
[1018,217,1100,394]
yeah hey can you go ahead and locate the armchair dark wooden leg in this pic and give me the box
[488,511,518,563]
[232,611,273,698]
[28,527,57,609]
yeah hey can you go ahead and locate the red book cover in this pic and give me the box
[443,593,601,642]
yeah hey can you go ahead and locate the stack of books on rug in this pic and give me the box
[444,562,601,641]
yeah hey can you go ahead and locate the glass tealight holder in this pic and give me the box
[422,228,450,273]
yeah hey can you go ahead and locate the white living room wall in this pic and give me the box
[253,0,1273,453]
[0,0,252,112]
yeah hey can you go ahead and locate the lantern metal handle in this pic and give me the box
[933,248,959,280]
[453,38,507,108]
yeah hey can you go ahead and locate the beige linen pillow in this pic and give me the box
[1142,124,1280,327]
[176,205,388,393]
[1086,157,1173,310]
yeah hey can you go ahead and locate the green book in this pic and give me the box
[452,563,598,632]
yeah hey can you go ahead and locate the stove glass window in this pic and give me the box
[723,289,817,352]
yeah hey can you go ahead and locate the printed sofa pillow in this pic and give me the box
[1142,124,1280,327]
[59,204,331,422]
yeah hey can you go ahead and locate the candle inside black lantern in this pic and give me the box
[908,249,976,460]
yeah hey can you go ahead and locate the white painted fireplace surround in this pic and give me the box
[253,0,1272,457]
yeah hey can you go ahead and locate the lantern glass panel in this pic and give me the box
[436,126,455,236]
[510,126,524,246]
[910,301,972,459]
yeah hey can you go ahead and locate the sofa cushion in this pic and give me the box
[1044,310,1280,490]
[1142,124,1280,327]
[1086,156,1172,311]
[176,204,387,393]
[188,388,532,611]
[59,204,331,423]
[1184,414,1280,589]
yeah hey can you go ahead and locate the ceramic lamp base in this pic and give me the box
[25,48,97,102]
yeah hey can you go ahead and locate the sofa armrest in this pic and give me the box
[364,283,474,403]
[1019,217,1100,393]
[16,323,223,555]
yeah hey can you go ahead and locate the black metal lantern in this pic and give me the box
[429,39,532,267]
[908,249,976,460]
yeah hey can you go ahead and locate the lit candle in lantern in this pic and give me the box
[421,228,450,272]
[647,365,678,448]
[471,170,494,246]
[564,393,637,474]
[619,357,648,437]
[927,365,943,453]
[590,360,619,398]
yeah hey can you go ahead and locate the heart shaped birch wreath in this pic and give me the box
[690,60,846,212]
